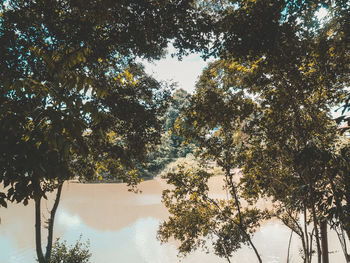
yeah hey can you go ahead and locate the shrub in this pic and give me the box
[50,237,91,263]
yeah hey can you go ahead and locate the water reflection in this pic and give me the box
[55,209,227,263]
[0,178,347,263]
[56,210,176,263]
[58,209,83,228]
[0,235,36,263]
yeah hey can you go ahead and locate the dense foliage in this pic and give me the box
[0,1,206,262]
[158,1,350,263]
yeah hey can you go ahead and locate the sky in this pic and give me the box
[142,46,211,94]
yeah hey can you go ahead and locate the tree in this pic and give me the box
[0,0,212,262]
[158,68,268,262]
[179,53,347,263]
[159,164,266,263]
[157,1,349,262]
[143,88,195,175]
[161,52,344,263]
[0,58,169,263]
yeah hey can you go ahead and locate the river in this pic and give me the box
[0,176,347,263]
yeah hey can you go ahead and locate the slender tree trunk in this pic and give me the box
[320,220,329,263]
[283,209,308,263]
[45,183,63,262]
[222,245,232,263]
[225,169,262,263]
[310,228,315,263]
[344,223,350,244]
[240,230,262,263]
[219,239,232,263]
[35,196,46,263]
[326,171,350,246]
[287,230,293,263]
[344,191,350,244]
[311,203,322,263]
[342,169,350,244]
[34,182,64,263]
[299,229,308,263]
[226,169,242,225]
[335,225,350,262]
[303,206,311,263]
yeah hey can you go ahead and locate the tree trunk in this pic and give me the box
[303,206,311,263]
[335,225,350,262]
[240,230,262,263]
[45,183,63,262]
[226,169,242,225]
[286,230,293,263]
[34,183,64,263]
[311,204,322,263]
[326,171,350,246]
[35,196,46,263]
[225,169,262,263]
[320,220,329,263]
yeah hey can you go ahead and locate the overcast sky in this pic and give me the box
[142,46,211,94]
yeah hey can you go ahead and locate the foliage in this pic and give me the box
[0,60,169,202]
[49,238,91,263]
[0,0,192,207]
[159,73,266,261]
[1,0,349,262]
[158,154,225,181]
[158,164,266,261]
[159,1,349,262]
[181,48,347,262]
[142,89,196,176]
[0,1,201,262]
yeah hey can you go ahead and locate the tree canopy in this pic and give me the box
[1,0,350,262]
[0,1,209,262]
[158,1,350,262]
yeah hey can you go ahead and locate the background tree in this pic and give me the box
[143,88,196,176]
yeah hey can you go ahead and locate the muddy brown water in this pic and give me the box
[0,176,347,263]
